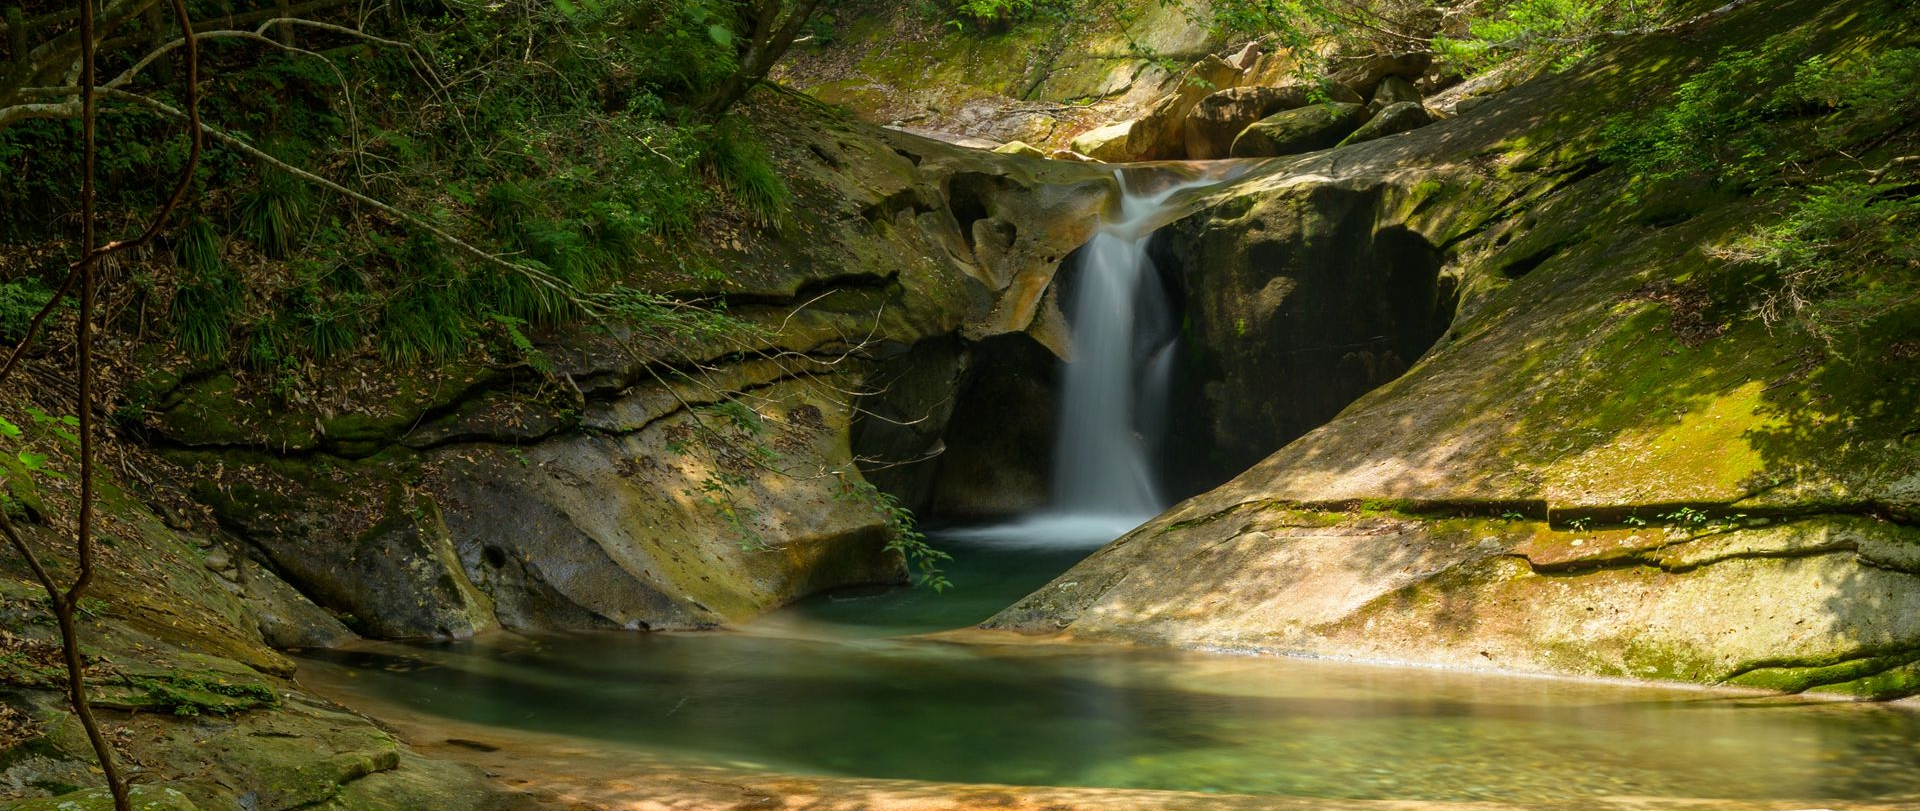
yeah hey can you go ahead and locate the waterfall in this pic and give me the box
[950,169,1223,549]
[1050,173,1190,516]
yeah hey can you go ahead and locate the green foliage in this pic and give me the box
[837,476,950,591]
[1,0,783,373]
[1785,47,1920,114]
[704,119,793,227]
[240,168,312,260]
[1602,42,1920,346]
[0,279,56,343]
[172,219,243,359]
[378,239,469,364]
[1601,41,1808,186]
[945,0,1058,26]
[1435,0,1667,75]
[1718,181,1919,346]
[598,287,767,343]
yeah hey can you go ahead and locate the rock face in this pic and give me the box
[1183,83,1364,159]
[1152,178,1454,495]
[776,2,1220,151]
[992,0,1920,698]
[140,94,1124,639]
[1229,102,1371,157]
[0,462,495,809]
[994,510,1920,697]
[436,371,904,631]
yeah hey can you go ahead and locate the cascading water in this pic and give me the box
[951,169,1224,548]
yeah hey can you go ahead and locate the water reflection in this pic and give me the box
[305,627,1920,803]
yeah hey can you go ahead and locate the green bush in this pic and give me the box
[704,119,792,227]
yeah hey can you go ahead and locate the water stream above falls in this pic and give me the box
[296,168,1920,806]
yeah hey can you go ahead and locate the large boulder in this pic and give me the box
[1183,82,1363,159]
[1069,120,1139,162]
[1229,102,1370,157]
[1127,54,1245,160]
[1369,75,1422,107]
[993,510,1920,699]
[1072,55,1245,162]
[1338,101,1433,147]
[436,369,907,631]
[1330,51,1432,97]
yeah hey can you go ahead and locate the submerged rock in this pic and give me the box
[1229,102,1371,157]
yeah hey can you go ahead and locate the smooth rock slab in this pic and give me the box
[990,511,1920,695]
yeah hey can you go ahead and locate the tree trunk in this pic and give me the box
[701,0,822,116]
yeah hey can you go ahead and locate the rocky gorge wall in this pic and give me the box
[118,92,1130,641]
[989,0,1920,698]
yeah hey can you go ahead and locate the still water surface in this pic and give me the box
[303,530,1920,804]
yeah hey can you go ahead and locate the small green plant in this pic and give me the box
[1435,0,1669,76]
[1624,514,1648,528]
[1566,516,1593,532]
[1499,511,1526,521]
[703,119,792,227]
[836,475,950,591]
[1714,180,1919,346]
[1660,507,1710,526]
[240,168,312,260]
[172,218,243,358]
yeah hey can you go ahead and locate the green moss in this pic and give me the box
[1729,650,1920,695]
[154,374,320,452]
[1812,659,1920,700]
[133,674,278,717]
[0,785,201,810]
[97,653,279,717]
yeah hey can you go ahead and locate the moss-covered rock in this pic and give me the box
[1,786,199,811]
[1337,101,1432,146]
[775,1,1219,150]
[1230,102,1371,157]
